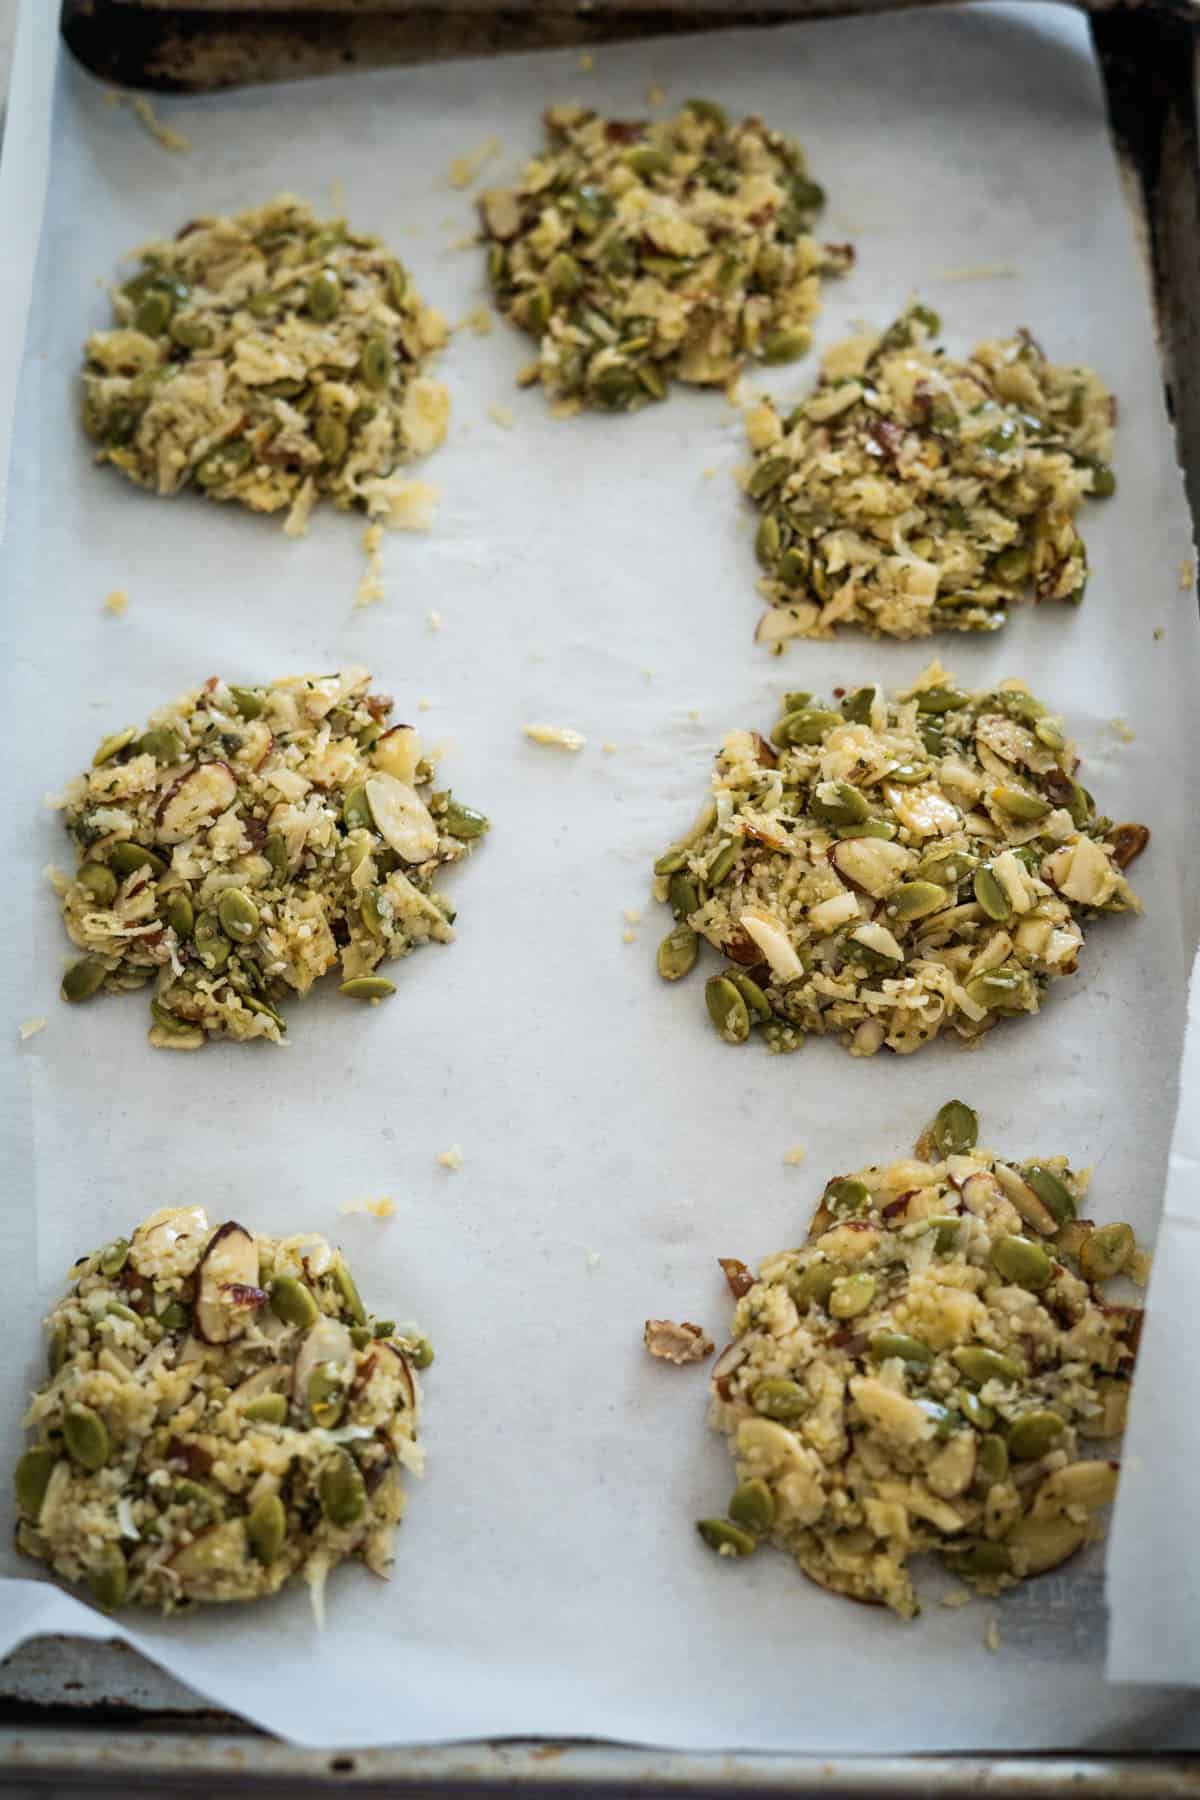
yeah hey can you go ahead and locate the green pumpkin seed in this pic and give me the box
[14,1447,58,1520]
[932,1100,978,1157]
[308,1364,346,1429]
[837,819,897,841]
[63,1403,110,1471]
[99,1236,130,1277]
[319,1448,367,1528]
[217,888,260,942]
[169,315,212,350]
[952,1346,1024,1385]
[47,1321,69,1375]
[916,687,970,714]
[685,97,728,128]
[707,840,738,886]
[229,685,264,720]
[752,1378,808,1422]
[729,1478,776,1533]
[87,1545,128,1612]
[654,845,688,877]
[315,414,348,462]
[78,862,119,905]
[156,1300,189,1331]
[1079,1221,1135,1283]
[104,1300,141,1325]
[1024,1164,1075,1226]
[889,881,949,922]
[332,1260,366,1325]
[824,1178,870,1219]
[789,1261,838,1311]
[402,1334,434,1369]
[958,1390,996,1430]
[546,251,583,297]
[137,727,183,765]
[991,785,1050,822]
[264,833,289,882]
[913,851,975,888]
[1008,1409,1066,1461]
[811,781,869,827]
[706,976,750,1045]
[668,872,701,920]
[830,1272,876,1319]
[173,1478,223,1520]
[774,707,841,747]
[247,1491,287,1563]
[62,958,108,1003]
[359,890,385,941]
[929,1216,963,1253]
[990,1234,1052,1291]
[973,865,1011,922]
[163,891,194,940]
[760,328,812,364]
[755,512,781,567]
[307,268,342,321]
[657,922,699,982]
[525,285,553,334]
[976,1433,1010,1488]
[886,761,931,785]
[725,970,772,1021]
[747,456,791,501]
[195,439,253,488]
[342,785,375,832]
[194,910,231,971]
[443,800,489,840]
[948,1539,1012,1578]
[697,1517,757,1557]
[339,976,396,1000]
[360,334,393,390]
[243,1393,288,1426]
[269,1275,319,1329]
[964,968,1031,1014]
[626,143,672,178]
[840,687,877,724]
[869,1331,933,1365]
[134,288,173,335]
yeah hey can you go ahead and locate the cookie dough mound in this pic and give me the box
[745,306,1115,643]
[81,195,449,530]
[652,664,1145,1057]
[481,101,852,411]
[55,667,488,1047]
[14,1207,431,1614]
[698,1105,1142,1618]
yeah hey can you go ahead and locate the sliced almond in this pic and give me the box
[365,773,438,864]
[156,761,237,844]
[830,835,913,898]
[291,1315,356,1410]
[193,1221,264,1344]
[739,907,805,981]
[479,187,523,240]
[755,603,820,644]
[807,890,861,934]
[993,1162,1058,1237]
[849,921,904,964]
[371,725,422,785]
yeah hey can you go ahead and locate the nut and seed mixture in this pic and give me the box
[14,1207,431,1614]
[744,306,1115,645]
[697,1104,1142,1618]
[480,100,852,412]
[652,663,1146,1057]
[81,196,449,533]
[54,668,489,1049]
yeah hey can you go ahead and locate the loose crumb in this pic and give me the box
[783,1145,806,1167]
[381,480,440,533]
[418,697,433,712]
[623,908,643,926]
[1180,560,1195,591]
[330,178,347,212]
[487,402,514,429]
[935,263,1019,282]
[1110,717,1135,744]
[462,303,493,337]
[103,589,129,617]
[601,741,617,754]
[984,1617,1002,1654]
[448,136,500,189]
[119,92,192,154]
[585,1248,602,1271]
[702,467,717,480]
[43,864,70,894]
[524,723,586,751]
[622,931,636,945]
[1130,1249,1153,1288]
[646,82,666,107]
[427,609,443,632]
[939,1587,972,1609]
[437,1144,464,1171]
[1154,627,1165,641]
[577,51,595,72]
[354,523,385,610]
[643,1319,714,1365]
[340,1195,396,1219]
[550,396,584,421]
[18,1017,47,1042]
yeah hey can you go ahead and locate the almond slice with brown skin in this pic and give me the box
[193,1221,264,1344]
[157,761,238,844]
[364,773,438,864]
[291,1316,356,1413]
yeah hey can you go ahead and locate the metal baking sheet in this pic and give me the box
[1,0,1199,1766]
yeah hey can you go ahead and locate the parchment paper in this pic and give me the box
[1,0,1198,1753]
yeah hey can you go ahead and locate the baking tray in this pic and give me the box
[2,0,1200,1789]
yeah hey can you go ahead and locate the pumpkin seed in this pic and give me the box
[78,863,119,905]
[991,785,1050,821]
[247,1491,287,1562]
[654,845,689,877]
[165,892,194,940]
[319,1449,367,1528]
[657,923,699,982]
[964,968,1031,1014]
[760,328,812,364]
[976,1433,1009,1487]
[342,785,375,832]
[217,888,259,942]
[697,1517,757,1557]
[869,1331,932,1365]
[170,316,212,350]
[973,865,1012,922]
[99,1237,130,1277]
[339,976,396,1000]
[63,1402,110,1471]
[264,833,289,882]
[137,727,183,764]
[14,1447,58,1520]
[307,268,342,320]
[774,707,841,747]
[948,1540,1012,1578]
[360,335,392,389]
[990,1234,1052,1291]
[752,1378,808,1422]
[111,843,168,877]
[755,513,781,566]
[706,976,750,1045]
[952,1346,1024,1385]
[1008,1410,1066,1461]
[729,1478,776,1533]
[1023,1164,1075,1225]
[668,872,701,920]
[915,687,970,713]
[726,969,772,1020]
[443,800,489,840]
[830,1272,876,1319]
[889,881,948,922]
[62,958,108,1003]
[243,1394,288,1426]
[824,1177,870,1218]
[87,1545,128,1612]
[932,1100,978,1157]
[958,1390,996,1430]
[747,456,791,500]
[269,1275,319,1329]
[307,1364,346,1429]
[315,414,348,462]
[333,1261,366,1325]
[789,1261,838,1311]
[707,840,738,886]
[811,781,869,827]
[1079,1221,1135,1283]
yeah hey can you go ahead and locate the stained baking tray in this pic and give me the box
[2,0,1200,1789]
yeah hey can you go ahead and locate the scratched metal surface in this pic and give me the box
[1,2,1198,1788]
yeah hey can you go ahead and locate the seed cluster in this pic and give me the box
[652,664,1146,1056]
[481,101,852,411]
[15,1207,430,1613]
[698,1105,1142,1618]
[744,307,1115,644]
[81,195,449,531]
[55,668,488,1049]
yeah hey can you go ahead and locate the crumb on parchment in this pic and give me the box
[647,82,666,106]
[601,741,617,754]
[524,723,586,751]
[934,263,1019,282]
[1180,560,1195,591]
[354,523,385,610]
[341,1195,396,1219]
[644,1319,714,1365]
[783,1145,806,1167]
[1110,717,1135,744]
[578,51,595,71]
[448,136,500,189]
[427,609,443,631]
[487,403,514,429]
[461,304,493,337]
[107,91,191,154]
[437,1145,464,1171]
[103,589,128,616]
[984,1617,1002,1653]
[19,1017,47,1041]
